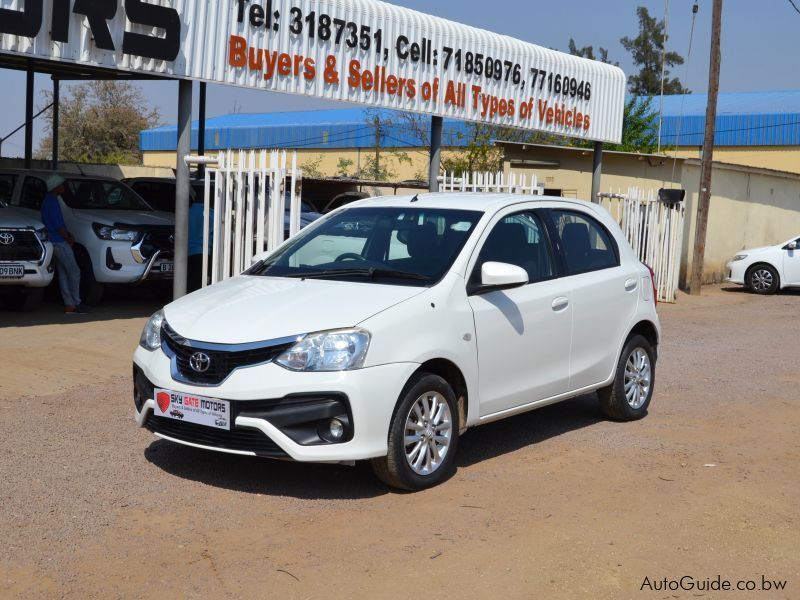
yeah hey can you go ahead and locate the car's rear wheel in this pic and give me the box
[598,334,656,421]
[746,263,779,295]
[371,373,459,491]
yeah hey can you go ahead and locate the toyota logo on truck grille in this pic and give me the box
[0,232,15,245]
[189,352,211,373]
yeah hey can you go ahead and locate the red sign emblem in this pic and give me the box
[156,391,171,413]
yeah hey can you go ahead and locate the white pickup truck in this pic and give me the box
[0,186,54,311]
[0,169,175,304]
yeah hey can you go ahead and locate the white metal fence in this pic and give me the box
[599,187,685,303]
[202,150,302,286]
[438,171,544,195]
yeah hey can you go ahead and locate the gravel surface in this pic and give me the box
[1,285,798,599]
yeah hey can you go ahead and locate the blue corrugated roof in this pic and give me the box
[649,90,800,146]
[141,91,800,151]
[140,108,473,152]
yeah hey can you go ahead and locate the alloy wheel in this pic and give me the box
[624,348,651,409]
[403,391,453,476]
[750,269,773,291]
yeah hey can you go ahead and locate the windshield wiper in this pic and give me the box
[282,267,431,281]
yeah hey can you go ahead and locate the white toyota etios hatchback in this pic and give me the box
[134,194,660,490]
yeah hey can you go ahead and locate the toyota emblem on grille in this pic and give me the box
[0,232,14,245]
[189,352,211,373]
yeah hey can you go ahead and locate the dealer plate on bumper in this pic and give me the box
[154,389,230,430]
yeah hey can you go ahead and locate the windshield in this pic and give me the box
[62,179,153,211]
[249,206,482,285]
[0,174,16,207]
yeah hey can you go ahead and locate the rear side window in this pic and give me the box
[550,209,619,275]
[131,181,177,212]
[0,174,16,205]
[21,176,46,210]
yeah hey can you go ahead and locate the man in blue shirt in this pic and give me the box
[187,190,213,293]
[41,175,88,314]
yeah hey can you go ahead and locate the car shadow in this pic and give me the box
[721,285,800,296]
[144,440,390,500]
[144,393,606,497]
[0,286,162,327]
[456,393,604,467]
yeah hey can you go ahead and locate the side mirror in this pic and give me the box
[480,261,529,290]
[788,240,797,250]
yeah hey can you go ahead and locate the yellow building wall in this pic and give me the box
[143,147,464,181]
[670,146,800,174]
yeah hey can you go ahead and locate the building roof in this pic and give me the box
[653,90,800,147]
[141,90,800,152]
[140,108,473,152]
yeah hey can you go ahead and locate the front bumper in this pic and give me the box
[725,260,747,285]
[133,346,418,462]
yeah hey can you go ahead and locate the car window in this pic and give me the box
[472,211,555,284]
[550,209,618,275]
[0,174,16,205]
[21,176,46,210]
[62,180,152,211]
[131,181,176,212]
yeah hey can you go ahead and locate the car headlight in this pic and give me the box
[732,254,748,262]
[93,222,140,242]
[139,310,165,351]
[275,329,370,371]
[35,226,48,241]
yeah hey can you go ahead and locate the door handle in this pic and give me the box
[551,296,569,311]
[624,278,638,292]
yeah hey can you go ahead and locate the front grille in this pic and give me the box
[139,227,174,259]
[144,413,287,457]
[161,324,295,385]
[0,230,43,261]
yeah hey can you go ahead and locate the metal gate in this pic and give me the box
[600,187,685,303]
[201,150,302,286]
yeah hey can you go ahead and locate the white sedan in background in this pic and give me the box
[726,234,800,294]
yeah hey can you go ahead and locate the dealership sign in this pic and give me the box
[0,0,626,142]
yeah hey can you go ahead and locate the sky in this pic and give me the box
[1,0,799,157]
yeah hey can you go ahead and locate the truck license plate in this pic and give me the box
[0,264,24,278]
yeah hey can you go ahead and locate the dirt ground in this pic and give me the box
[0,285,797,599]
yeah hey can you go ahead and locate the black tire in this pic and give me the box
[74,247,104,305]
[746,263,780,295]
[371,373,460,491]
[2,287,44,311]
[597,334,656,421]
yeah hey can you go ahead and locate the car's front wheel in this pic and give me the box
[371,373,460,491]
[746,263,780,295]
[598,334,656,421]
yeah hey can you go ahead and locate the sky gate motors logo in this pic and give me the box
[0,0,180,62]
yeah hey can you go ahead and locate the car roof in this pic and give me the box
[0,168,118,182]
[347,192,599,214]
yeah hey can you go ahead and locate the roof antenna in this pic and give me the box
[410,194,419,203]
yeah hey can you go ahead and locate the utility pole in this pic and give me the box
[688,0,722,295]
[374,115,381,177]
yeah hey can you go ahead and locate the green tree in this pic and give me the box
[568,37,659,153]
[37,80,160,164]
[621,6,687,95]
[567,39,618,65]
[608,97,659,153]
